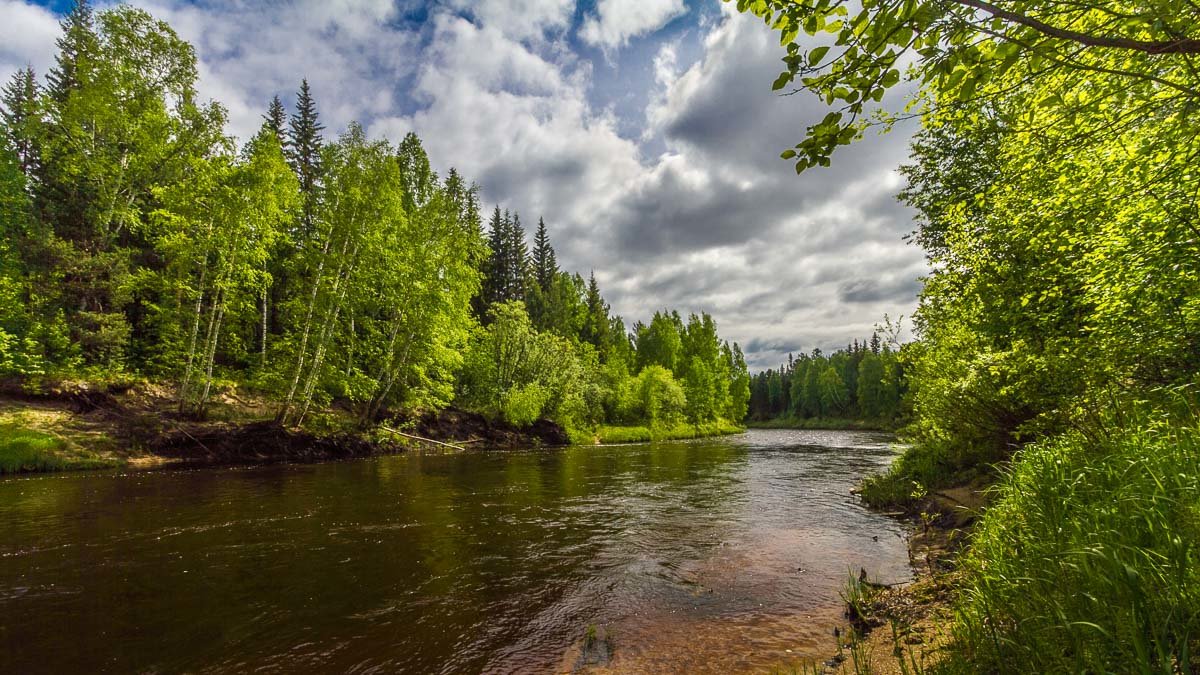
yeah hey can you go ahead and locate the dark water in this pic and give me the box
[0,429,911,674]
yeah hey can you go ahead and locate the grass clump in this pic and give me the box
[0,423,117,473]
[940,415,1200,673]
[859,438,1000,510]
[595,419,744,444]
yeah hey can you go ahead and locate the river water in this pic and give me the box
[0,429,911,674]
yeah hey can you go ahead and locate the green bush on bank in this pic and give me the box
[940,415,1200,673]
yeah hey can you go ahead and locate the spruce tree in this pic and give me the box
[531,217,557,291]
[505,212,528,301]
[482,206,506,308]
[287,79,324,239]
[263,95,288,150]
[45,0,96,105]
[397,132,434,213]
[583,272,610,351]
[0,67,41,179]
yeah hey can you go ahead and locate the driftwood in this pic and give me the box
[379,426,466,451]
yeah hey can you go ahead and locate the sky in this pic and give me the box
[0,0,928,371]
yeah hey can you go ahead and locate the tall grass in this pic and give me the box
[939,415,1200,673]
[859,437,1002,510]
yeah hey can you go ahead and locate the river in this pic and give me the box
[0,429,911,673]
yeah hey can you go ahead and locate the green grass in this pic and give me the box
[936,414,1200,673]
[595,419,744,444]
[858,437,1002,511]
[0,423,117,473]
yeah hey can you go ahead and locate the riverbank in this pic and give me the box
[0,379,574,475]
[746,417,897,432]
[816,479,988,674]
[0,379,751,475]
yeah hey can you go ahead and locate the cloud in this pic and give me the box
[446,0,575,42]
[580,0,687,49]
[0,0,60,86]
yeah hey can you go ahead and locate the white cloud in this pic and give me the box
[0,0,60,86]
[580,0,687,49]
[445,0,575,42]
[133,0,420,140]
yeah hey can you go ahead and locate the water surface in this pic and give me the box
[0,429,910,673]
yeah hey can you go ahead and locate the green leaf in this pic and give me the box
[808,46,831,67]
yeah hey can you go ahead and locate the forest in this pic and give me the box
[0,1,748,445]
[747,332,907,427]
[741,0,1200,671]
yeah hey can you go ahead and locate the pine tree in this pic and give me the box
[287,79,324,239]
[0,67,41,179]
[532,217,557,291]
[263,95,288,150]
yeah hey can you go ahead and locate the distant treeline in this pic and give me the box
[0,1,748,439]
[747,333,907,424]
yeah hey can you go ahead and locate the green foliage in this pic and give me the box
[752,337,906,425]
[732,0,1200,172]
[943,412,1200,673]
[634,364,687,427]
[458,301,594,431]
[0,423,114,473]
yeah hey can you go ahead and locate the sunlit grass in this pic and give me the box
[938,414,1200,673]
[595,419,744,444]
[0,423,117,473]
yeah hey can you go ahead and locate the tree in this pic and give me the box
[857,353,884,419]
[582,272,611,353]
[37,4,227,367]
[725,343,751,421]
[153,127,297,414]
[287,78,324,241]
[531,217,557,291]
[1,67,41,179]
[734,0,1200,172]
[635,311,683,374]
[278,123,394,425]
[263,95,288,150]
[45,0,97,105]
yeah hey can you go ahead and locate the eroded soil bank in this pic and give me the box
[0,378,569,473]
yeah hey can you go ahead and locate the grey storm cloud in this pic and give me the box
[839,277,924,304]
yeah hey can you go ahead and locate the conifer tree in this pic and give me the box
[583,272,610,351]
[287,79,324,240]
[1,67,42,180]
[397,132,435,213]
[532,217,557,291]
[506,211,528,300]
[46,0,96,105]
[263,95,288,150]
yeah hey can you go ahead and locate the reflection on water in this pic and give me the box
[0,429,910,673]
